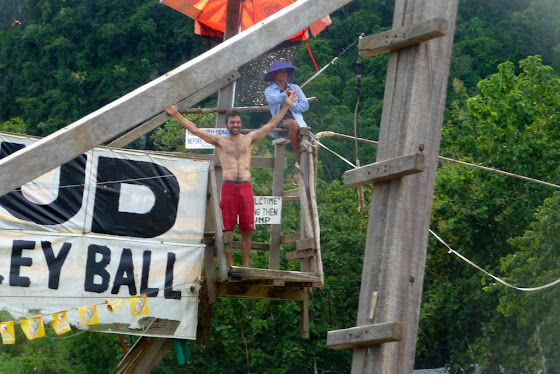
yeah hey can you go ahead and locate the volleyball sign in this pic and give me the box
[0,133,209,339]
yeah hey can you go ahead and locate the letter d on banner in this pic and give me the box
[92,157,180,238]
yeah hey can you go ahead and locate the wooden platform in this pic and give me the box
[227,266,321,283]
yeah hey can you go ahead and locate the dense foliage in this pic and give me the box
[1,0,560,372]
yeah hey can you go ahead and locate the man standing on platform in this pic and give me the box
[165,91,297,268]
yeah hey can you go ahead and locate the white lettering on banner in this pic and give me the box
[0,133,211,340]
[254,196,282,225]
[185,128,230,149]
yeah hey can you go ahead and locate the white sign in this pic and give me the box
[185,128,229,149]
[254,196,282,225]
[0,231,203,339]
[0,133,210,339]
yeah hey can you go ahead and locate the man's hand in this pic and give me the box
[165,104,179,117]
[285,90,298,107]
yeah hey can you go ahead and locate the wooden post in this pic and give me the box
[349,1,458,373]
[269,139,288,270]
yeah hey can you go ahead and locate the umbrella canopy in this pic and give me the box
[161,0,331,41]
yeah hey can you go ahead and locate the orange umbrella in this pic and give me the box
[161,0,331,41]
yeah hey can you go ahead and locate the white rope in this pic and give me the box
[429,229,560,292]
[312,137,356,168]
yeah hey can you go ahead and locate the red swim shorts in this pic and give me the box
[220,181,255,232]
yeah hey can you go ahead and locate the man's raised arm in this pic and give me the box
[165,104,221,146]
[251,91,297,143]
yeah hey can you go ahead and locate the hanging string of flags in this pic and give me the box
[0,295,150,345]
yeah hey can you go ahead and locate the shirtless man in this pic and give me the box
[165,91,297,267]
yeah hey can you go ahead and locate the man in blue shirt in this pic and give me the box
[264,60,309,168]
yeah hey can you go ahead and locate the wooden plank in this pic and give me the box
[282,188,300,202]
[269,141,287,270]
[358,17,448,58]
[107,70,240,148]
[296,237,316,250]
[179,97,317,114]
[113,337,173,374]
[286,248,315,260]
[202,244,217,304]
[280,232,301,244]
[344,153,425,187]
[300,291,309,339]
[349,1,459,373]
[232,241,270,251]
[228,266,321,283]
[327,322,403,350]
[217,282,304,300]
[208,165,228,282]
[0,0,352,198]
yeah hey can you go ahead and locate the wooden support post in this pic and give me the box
[269,139,288,270]
[300,291,310,339]
[208,163,229,281]
[347,1,458,373]
[113,337,174,374]
[0,0,351,198]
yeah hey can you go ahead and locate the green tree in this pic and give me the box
[421,56,560,370]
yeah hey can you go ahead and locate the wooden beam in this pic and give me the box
[217,282,305,300]
[113,337,173,374]
[179,97,317,114]
[280,232,301,244]
[296,237,316,250]
[228,266,321,283]
[300,291,310,339]
[282,188,300,202]
[349,1,459,373]
[269,140,287,270]
[327,322,403,350]
[358,17,448,58]
[232,241,270,251]
[344,153,425,187]
[107,71,240,148]
[208,163,228,282]
[286,248,315,260]
[0,0,352,197]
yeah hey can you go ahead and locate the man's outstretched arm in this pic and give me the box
[165,104,221,146]
[251,91,297,143]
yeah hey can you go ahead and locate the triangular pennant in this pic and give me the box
[129,295,149,316]
[21,317,45,340]
[51,311,71,335]
[0,321,15,344]
[78,305,99,326]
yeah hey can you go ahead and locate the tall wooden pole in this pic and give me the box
[215,0,241,130]
[350,1,458,372]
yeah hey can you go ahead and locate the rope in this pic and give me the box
[354,56,365,210]
[430,229,560,292]
[313,131,560,190]
[300,33,364,88]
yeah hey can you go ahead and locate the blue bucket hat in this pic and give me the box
[264,60,298,81]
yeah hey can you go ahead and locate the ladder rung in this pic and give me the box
[359,17,448,58]
[326,322,403,350]
[344,153,424,187]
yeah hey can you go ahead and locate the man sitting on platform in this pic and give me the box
[165,91,297,268]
